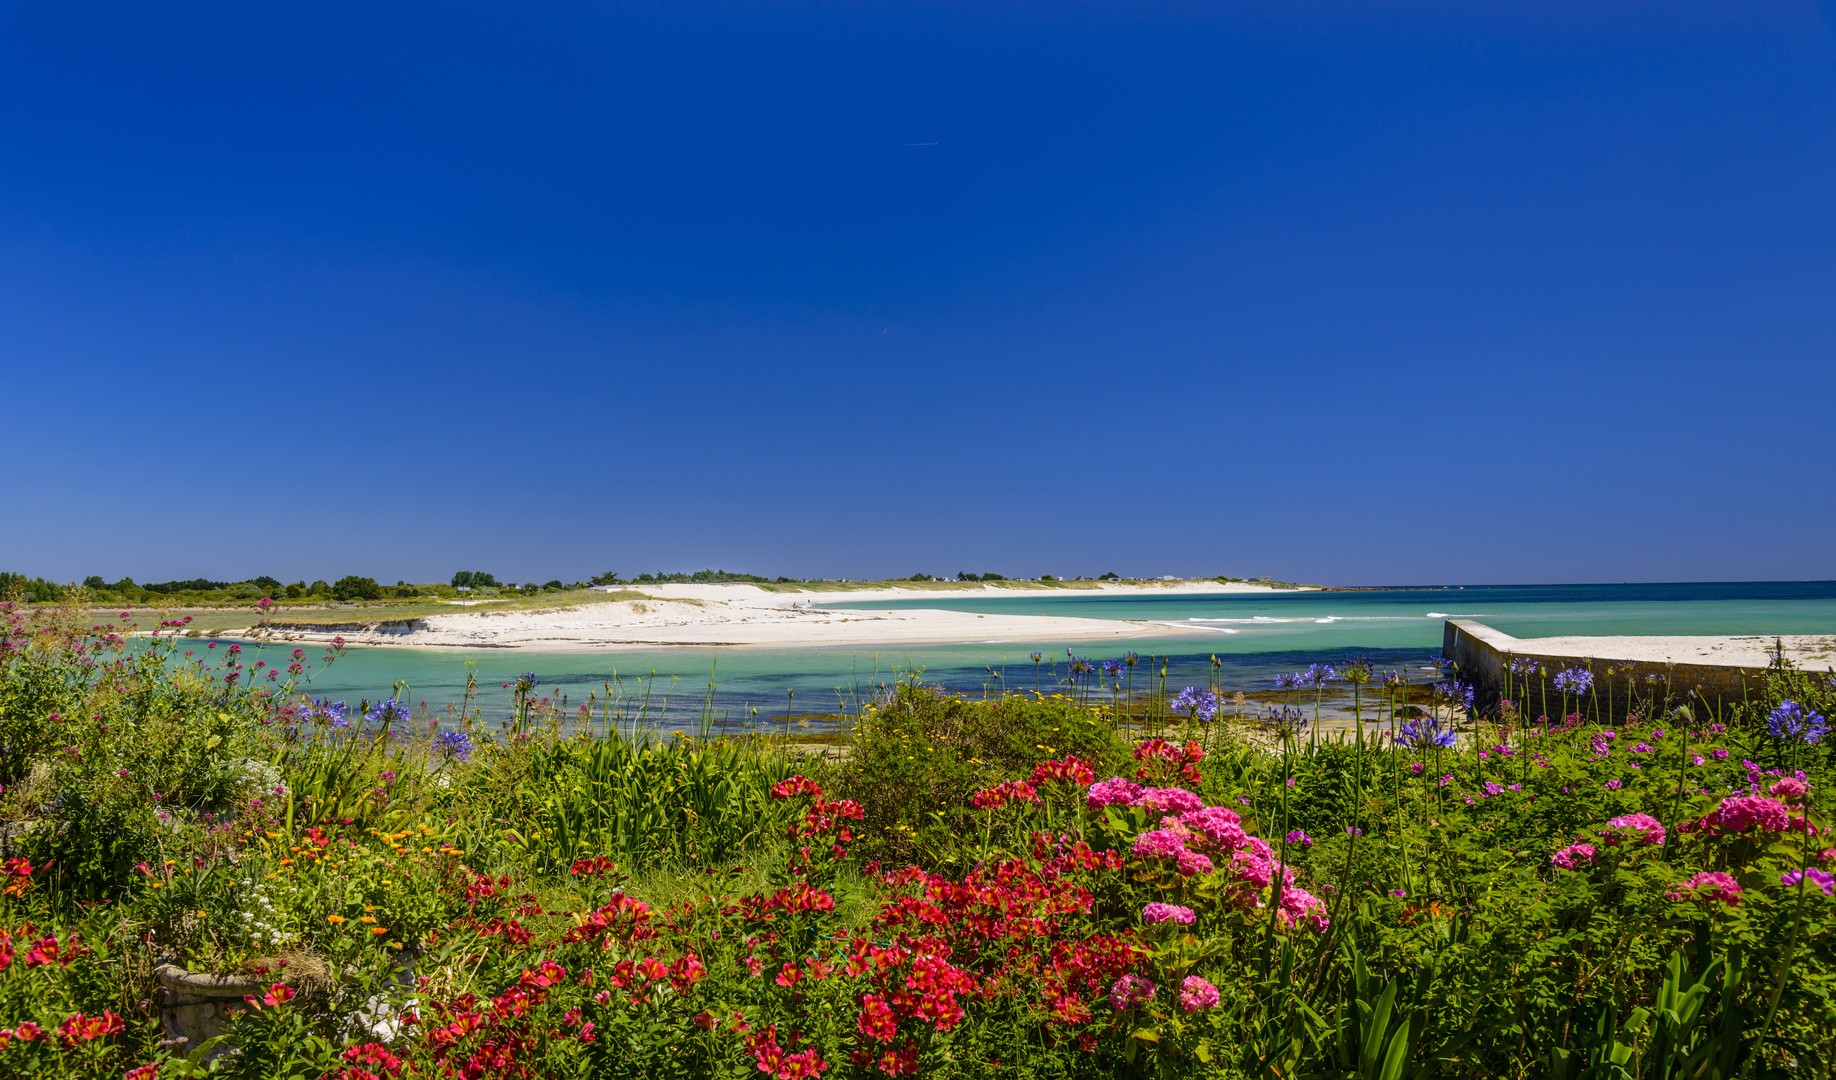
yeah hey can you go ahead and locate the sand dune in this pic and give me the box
[242,580,1296,652]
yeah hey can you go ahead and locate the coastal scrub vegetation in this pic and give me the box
[2,600,1833,1077]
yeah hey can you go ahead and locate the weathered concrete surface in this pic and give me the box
[1441,619,1836,722]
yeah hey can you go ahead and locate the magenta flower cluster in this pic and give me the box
[1141,902,1197,926]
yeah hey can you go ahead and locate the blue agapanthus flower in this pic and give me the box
[1274,672,1303,690]
[367,698,411,725]
[434,729,475,763]
[1432,681,1476,710]
[1510,657,1539,677]
[1395,718,1457,749]
[1258,705,1307,736]
[1029,651,1043,663]
[1171,686,1219,721]
[1768,700,1829,745]
[1304,663,1337,688]
[306,699,350,727]
[514,672,539,693]
[1101,660,1124,679]
[1552,668,1594,696]
[1123,652,1141,668]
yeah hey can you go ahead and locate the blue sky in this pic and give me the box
[3,1,1833,586]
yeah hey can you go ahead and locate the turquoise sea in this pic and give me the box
[240,582,1836,729]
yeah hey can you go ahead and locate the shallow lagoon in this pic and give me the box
[231,582,1836,729]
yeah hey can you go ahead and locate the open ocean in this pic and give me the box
[247,581,1836,730]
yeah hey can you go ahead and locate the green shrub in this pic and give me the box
[331,575,383,601]
[841,684,1129,866]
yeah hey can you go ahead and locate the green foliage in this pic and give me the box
[630,569,774,584]
[331,576,383,601]
[0,571,66,603]
[842,684,1129,866]
[451,570,500,589]
[497,732,806,873]
[2,611,1834,1079]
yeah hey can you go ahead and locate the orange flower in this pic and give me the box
[327,915,346,925]
[369,927,389,936]
[359,916,375,924]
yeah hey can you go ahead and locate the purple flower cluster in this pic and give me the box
[1782,868,1836,896]
[367,698,410,725]
[434,729,475,763]
[1767,700,1829,744]
[1171,686,1220,721]
[1395,718,1457,749]
[1552,668,1594,696]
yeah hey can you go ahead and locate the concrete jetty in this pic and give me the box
[1441,619,1835,722]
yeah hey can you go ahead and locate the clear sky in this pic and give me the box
[3,1,1833,587]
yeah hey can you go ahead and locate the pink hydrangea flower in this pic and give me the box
[1550,843,1596,871]
[1667,871,1742,907]
[1177,806,1249,848]
[1770,778,1809,802]
[1278,886,1330,932]
[1602,813,1667,847]
[1707,796,1789,834]
[1133,787,1206,816]
[1132,829,1188,861]
[1108,974,1157,1011]
[1177,976,1221,1013]
[1141,902,1197,926]
[1087,778,1143,810]
[1175,848,1214,877]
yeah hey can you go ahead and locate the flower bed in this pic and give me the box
[0,600,1833,1076]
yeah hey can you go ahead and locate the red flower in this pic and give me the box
[771,775,824,801]
[1028,755,1096,786]
[13,1022,44,1042]
[241,983,295,1011]
[775,963,803,987]
[56,1010,124,1045]
[856,994,898,1042]
[125,1065,162,1080]
[873,1041,922,1076]
[25,933,85,968]
[341,1042,404,1073]
[669,953,707,990]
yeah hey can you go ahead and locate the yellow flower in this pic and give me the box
[381,879,392,886]
[327,915,346,924]
[421,847,433,854]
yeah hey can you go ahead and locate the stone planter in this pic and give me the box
[153,963,268,1054]
[153,954,416,1053]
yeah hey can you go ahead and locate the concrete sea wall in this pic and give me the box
[1440,619,1774,723]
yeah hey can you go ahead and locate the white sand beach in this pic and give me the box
[244,580,1302,652]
